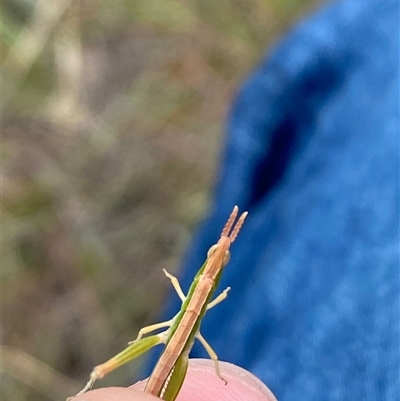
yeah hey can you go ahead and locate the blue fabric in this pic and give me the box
[149,0,400,400]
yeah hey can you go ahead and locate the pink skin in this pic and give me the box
[72,359,278,401]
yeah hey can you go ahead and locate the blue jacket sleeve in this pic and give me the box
[148,0,399,400]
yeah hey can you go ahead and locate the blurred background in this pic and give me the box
[2,0,322,400]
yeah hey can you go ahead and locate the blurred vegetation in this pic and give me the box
[2,0,322,400]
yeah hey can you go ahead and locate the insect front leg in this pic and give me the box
[207,287,231,310]
[163,269,186,301]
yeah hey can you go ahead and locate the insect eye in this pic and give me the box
[223,251,231,265]
[207,244,218,259]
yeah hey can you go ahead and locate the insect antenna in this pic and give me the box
[221,205,239,237]
[221,206,248,242]
[230,210,248,243]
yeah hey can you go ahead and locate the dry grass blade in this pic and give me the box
[1,346,80,398]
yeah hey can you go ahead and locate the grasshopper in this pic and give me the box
[75,206,247,400]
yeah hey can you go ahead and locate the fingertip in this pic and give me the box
[179,359,277,401]
[133,359,277,401]
[71,359,277,401]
